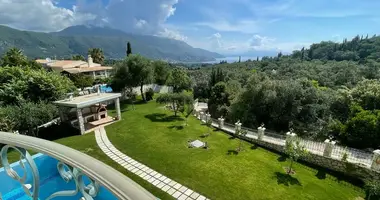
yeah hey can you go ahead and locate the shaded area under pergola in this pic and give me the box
[54,93,122,135]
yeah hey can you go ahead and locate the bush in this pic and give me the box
[145,88,154,101]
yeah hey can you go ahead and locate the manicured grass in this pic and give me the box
[105,101,365,200]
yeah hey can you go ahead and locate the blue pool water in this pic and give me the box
[0,154,117,200]
[100,85,113,93]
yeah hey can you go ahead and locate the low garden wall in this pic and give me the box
[241,135,380,181]
[194,108,380,181]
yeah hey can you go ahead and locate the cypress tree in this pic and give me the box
[126,42,132,56]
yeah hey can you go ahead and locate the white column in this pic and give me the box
[257,125,266,140]
[76,108,85,135]
[115,98,121,120]
[199,112,205,122]
[218,116,225,129]
[371,150,380,171]
[206,113,211,123]
[58,107,65,122]
[93,71,96,79]
[235,121,242,135]
[323,139,336,157]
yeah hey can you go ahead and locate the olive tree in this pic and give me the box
[285,138,308,174]
[156,93,193,116]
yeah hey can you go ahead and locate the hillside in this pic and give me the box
[0,25,223,62]
[291,34,380,61]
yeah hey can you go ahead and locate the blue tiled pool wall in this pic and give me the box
[0,153,117,200]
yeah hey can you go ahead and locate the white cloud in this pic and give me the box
[0,0,187,41]
[195,20,260,34]
[248,35,275,49]
[0,0,96,32]
[76,0,180,35]
[157,28,188,41]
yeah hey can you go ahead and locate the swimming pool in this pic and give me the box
[0,153,117,200]
[100,85,113,93]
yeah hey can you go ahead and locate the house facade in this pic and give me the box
[36,55,112,78]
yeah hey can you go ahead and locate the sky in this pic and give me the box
[1,0,380,56]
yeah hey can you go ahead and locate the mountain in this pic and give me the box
[0,25,224,62]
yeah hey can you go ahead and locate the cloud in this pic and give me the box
[76,0,180,35]
[0,0,96,32]
[0,0,187,41]
[157,28,188,41]
[195,20,260,34]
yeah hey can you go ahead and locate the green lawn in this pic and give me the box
[1,100,365,200]
[105,101,364,200]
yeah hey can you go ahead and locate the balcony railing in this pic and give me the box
[0,131,157,200]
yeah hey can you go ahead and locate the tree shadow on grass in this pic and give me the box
[277,155,287,162]
[168,125,184,130]
[315,170,326,179]
[227,150,239,155]
[250,144,258,150]
[274,172,302,186]
[228,136,236,140]
[145,113,184,122]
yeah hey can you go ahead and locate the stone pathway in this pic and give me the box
[95,126,209,200]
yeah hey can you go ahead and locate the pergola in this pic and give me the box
[54,93,122,135]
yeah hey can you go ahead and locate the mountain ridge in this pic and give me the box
[0,25,224,62]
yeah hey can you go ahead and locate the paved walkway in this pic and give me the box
[95,126,209,200]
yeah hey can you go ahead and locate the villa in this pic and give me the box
[36,55,112,78]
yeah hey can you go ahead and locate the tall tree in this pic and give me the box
[127,55,153,101]
[1,47,28,67]
[166,68,191,93]
[88,48,105,64]
[301,47,305,61]
[126,42,132,57]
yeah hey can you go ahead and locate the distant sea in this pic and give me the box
[202,56,259,64]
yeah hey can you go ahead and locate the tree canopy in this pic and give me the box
[0,66,75,105]
[88,48,105,64]
[166,68,191,93]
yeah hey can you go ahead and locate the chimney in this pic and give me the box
[88,55,93,67]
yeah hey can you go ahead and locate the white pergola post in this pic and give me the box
[199,112,205,122]
[76,108,85,135]
[115,97,121,120]
[58,106,66,122]
[205,113,211,123]
[371,150,380,171]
